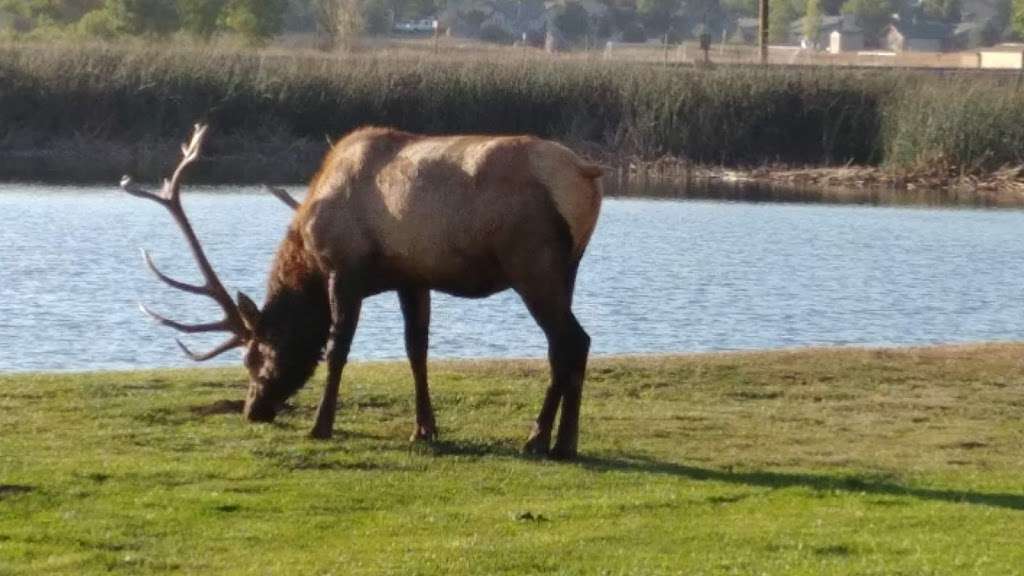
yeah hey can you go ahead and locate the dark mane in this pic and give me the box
[259,225,330,400]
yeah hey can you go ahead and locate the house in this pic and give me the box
[443,0,549,42]
[828,28,865,53]
[393,19,437,33]
[729,17,759,44]
[789,15,861,50]
[978,43,1024,69]
[883,19,950,52]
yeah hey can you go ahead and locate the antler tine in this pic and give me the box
[138,303,234,334]
[176,335,244,362]
[163,124,209,203]
[140,249,207,296]
[265,185,300,210]
[120,175,167,206]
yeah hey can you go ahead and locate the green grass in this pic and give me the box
[4,41,1024,184]
[2,344,1024,574]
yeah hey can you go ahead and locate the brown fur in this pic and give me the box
[244,127,603,459]
[295,128,602,291]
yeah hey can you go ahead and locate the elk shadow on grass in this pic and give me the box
[0,485,34,499]
[422,438,522,458]
[575,454,1024,511]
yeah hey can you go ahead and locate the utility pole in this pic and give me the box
[759,0,769,64]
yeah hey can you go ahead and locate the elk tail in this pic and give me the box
[577,162,605,180]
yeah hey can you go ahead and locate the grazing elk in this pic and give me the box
[123,124,603,460]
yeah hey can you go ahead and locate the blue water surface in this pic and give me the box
[1,184,1022,371]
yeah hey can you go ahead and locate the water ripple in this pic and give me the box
[2,184,1024,372]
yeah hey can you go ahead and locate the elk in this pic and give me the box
[123,124,603,460]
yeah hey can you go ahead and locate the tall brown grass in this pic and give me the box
[0,41,1020,183]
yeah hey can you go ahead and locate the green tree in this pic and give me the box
[222,0,285,44]
[1014,0,1024,38]
[637,0,679,36]
[803,0,821,45]
[130,0,178,34]
[769,0,800,43]
[722,0,757,17]
[76,0,129,35]
[0,0,100,28]
[311,0,363,49]
[842,0,892,42]
[362,0,389,34]
[75,0,178,37]
[922,0,959,21]
[553,0,590,43]
[177,0,224,38]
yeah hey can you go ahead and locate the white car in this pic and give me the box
[394,19,437,33]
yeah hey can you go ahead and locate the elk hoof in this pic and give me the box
[549,443,578,461]
[523,431,551,457]
[409,424,438,443]
[308,426,333,440]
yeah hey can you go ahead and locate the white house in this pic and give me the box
[978,43,1024,69]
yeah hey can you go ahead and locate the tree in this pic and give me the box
[803,0,821,46]
[842,0,892,42]
[221,0,286,44]
[637,0,679,36]
[553,0,590,44]
[177,0,224,39]
[922,0,959,21]
[128,0,178,34]
[769,0,800,43]
[75,0,178,37]
[0,0,100,29]
[362,0,389,34]
[311,0,363,49]
[967,17,1000,47]
[76,2,129,36]
[1015,0,1024,38]
[722,0,757,17]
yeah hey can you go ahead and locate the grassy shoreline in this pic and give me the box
[2,343,1023,574]
[2,42,1024,197]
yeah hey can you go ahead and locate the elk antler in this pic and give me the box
[122,124,250,361]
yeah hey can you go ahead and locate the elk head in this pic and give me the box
[122,125,326,423]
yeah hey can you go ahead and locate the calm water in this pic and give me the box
[2,183,1023,372]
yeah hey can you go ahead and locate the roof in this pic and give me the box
[737,17,759,29]
[886,19,950,41]
[789,14,862,36]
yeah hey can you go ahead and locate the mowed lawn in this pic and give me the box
[1,344,1023,575]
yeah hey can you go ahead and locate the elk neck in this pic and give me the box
[259,224,331,391]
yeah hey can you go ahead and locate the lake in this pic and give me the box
[2,183,1023,372]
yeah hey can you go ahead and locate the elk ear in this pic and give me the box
[237,292,261,332]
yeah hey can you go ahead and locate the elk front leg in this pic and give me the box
[310,273,362,440]
[399,288,437,442]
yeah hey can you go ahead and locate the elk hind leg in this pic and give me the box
[399,287,437,442]
[516,265,589,460]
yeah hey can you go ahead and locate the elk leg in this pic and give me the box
[516,269,588,460]
[524,381,562,456]
[549,313,589,460]
[399,287,437,442]
[310,273,362,440]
